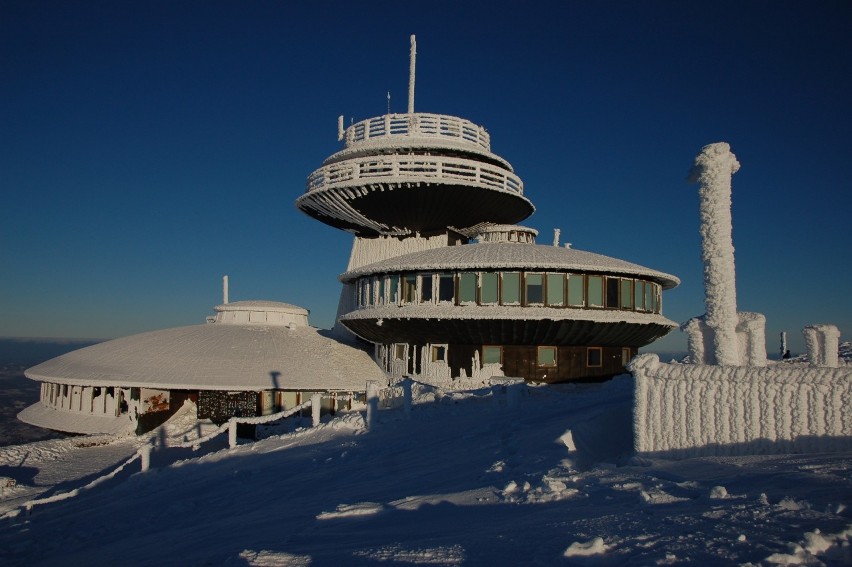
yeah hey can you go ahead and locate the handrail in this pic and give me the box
[306,154,524,196]
[170,399,314,449]
[342,113,491,152]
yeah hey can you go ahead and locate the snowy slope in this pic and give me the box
[1,378,850,565]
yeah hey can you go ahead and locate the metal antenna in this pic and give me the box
[408,35,416,114]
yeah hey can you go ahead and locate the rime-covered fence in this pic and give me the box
[631,354,852,458]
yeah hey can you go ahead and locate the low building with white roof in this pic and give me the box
[19,300,385,435]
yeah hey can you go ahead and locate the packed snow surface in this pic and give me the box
[2,377,850,565]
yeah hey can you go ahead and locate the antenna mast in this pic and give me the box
[408,35,416,114]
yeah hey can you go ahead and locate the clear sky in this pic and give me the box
[2,0,850,357]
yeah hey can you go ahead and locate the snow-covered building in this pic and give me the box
[297,36,680,384]
[19,36,680,434]
[19,300,384,435]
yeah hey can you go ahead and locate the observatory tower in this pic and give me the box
[298,36,679,384]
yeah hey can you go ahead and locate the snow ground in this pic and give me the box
[1,377,850,566]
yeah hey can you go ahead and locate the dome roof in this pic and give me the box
[25,323,384,392]
[341,242,680,289]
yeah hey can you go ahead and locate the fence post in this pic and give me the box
[311,394,322,427]
[139,443,152,473]
[366,380,380,429]
[228,419,237,449]
[402,378,412,419]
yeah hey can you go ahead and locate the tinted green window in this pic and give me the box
[502,272,520,304]
[525,273,544,304]
[621,279,634,309]
[459,273,477,303]
[651,283,659,313]
[567,274,584,307]
[606,277,619,308]
[482,346,502,365]
[634,280,645,311]
[545,274,565,306]
[538,346,557,367]
[420,275,433,303]
[480,273,499,304]
[645,283,653,314]
[588,276,604,307]
[546,274,565,306]
[438,273,454,302]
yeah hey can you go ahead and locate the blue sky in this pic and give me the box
[2,1,850,356]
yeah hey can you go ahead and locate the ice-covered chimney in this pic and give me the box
[223,275,229,305]
[688,142,741,366]
[553,228,561,247]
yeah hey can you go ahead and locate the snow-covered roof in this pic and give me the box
[25,324,385,392]
[17,404,137,436]
[341,242,680,289]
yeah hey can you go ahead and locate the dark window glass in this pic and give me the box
[421,275,433,303]
[438,274,454,302]
[526,273,544,304]
[587,348,602,367]
[606,277,619,308]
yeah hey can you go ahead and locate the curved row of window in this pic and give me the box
[352,271,663,314]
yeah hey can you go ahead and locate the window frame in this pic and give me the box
[431,344,448,363]
[537,346,557,368]
[587,347,603,368]
[482,345,503,366]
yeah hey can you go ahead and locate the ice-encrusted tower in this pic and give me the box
[297,36,534,332]
[297,36,679,384]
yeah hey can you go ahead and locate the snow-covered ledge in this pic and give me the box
[630,353,852,458]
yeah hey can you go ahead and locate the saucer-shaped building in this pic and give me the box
[19,300,384,434]
[297,36,680,384]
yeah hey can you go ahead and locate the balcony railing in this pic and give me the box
[342,113,491,152]
[307,154,524,196]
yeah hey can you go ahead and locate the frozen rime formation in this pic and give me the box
[685,142,767,366]
[736,311,767,367]
[682,312,766,366]
[803,324,841,368]
[631,353,852,458]
[689,142,742,366]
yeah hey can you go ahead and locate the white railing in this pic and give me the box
[343,113,491,152]
[307,154,524,196]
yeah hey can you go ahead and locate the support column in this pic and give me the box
[689,142,741,366]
